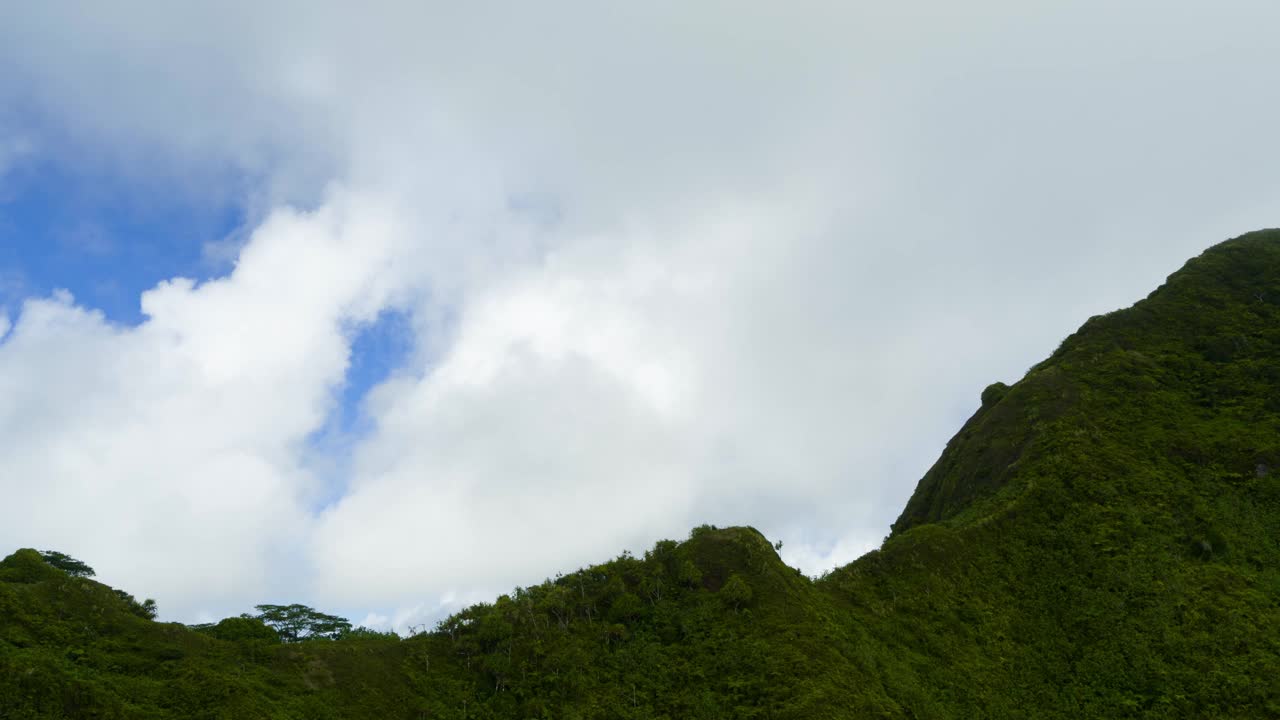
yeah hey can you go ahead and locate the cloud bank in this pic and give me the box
[2,1,1279,626]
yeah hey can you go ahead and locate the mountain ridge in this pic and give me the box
[4,230,1279,718]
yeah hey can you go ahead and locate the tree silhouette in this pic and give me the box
[253,604,351,642]
[39,550,95,578]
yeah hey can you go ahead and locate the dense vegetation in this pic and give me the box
[3,231,1279,718]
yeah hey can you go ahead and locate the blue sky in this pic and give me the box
[1,158,414,440]
[0,160,240,324]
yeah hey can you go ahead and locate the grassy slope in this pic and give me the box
[3,231,1279,718]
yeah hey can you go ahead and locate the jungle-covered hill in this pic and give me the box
[3,231,1279,718]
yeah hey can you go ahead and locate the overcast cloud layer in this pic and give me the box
[2,1,1279,626]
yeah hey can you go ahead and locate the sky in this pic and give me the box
[2,1,1279,630]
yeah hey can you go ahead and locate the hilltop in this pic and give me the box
[3,231,1279,718]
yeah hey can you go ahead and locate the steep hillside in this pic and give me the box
[829,229,1280,716]
[3,231,1278,718]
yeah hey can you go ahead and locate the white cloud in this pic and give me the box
[1,1,1279,626]
[0,189,416,615]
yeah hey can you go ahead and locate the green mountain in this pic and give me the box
[4,231,1279,718]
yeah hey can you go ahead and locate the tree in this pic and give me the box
[39,550,95,577]
[719,574,753,611]
[113,589,158,619]
[678,559,703,588]
[191,616,280,643]
[253,604,352,642]
[608,591,645,622]
[339,626,399,640]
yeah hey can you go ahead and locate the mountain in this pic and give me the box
[3,231,1279,718]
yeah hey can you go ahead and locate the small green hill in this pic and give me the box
[3,231,1279,718]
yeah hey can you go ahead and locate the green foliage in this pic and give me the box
[191,615,281,643]
[339,625,399,640]
[38,550,95,578]
[254,603,353,642]
[0,548,62,583]
[2,231,1280,717]
[980,380,1010,406]
[678,558,704,587]
[719,573,753,610]
[112,589,158,620]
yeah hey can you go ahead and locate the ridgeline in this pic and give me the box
[4,231,1279,718]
